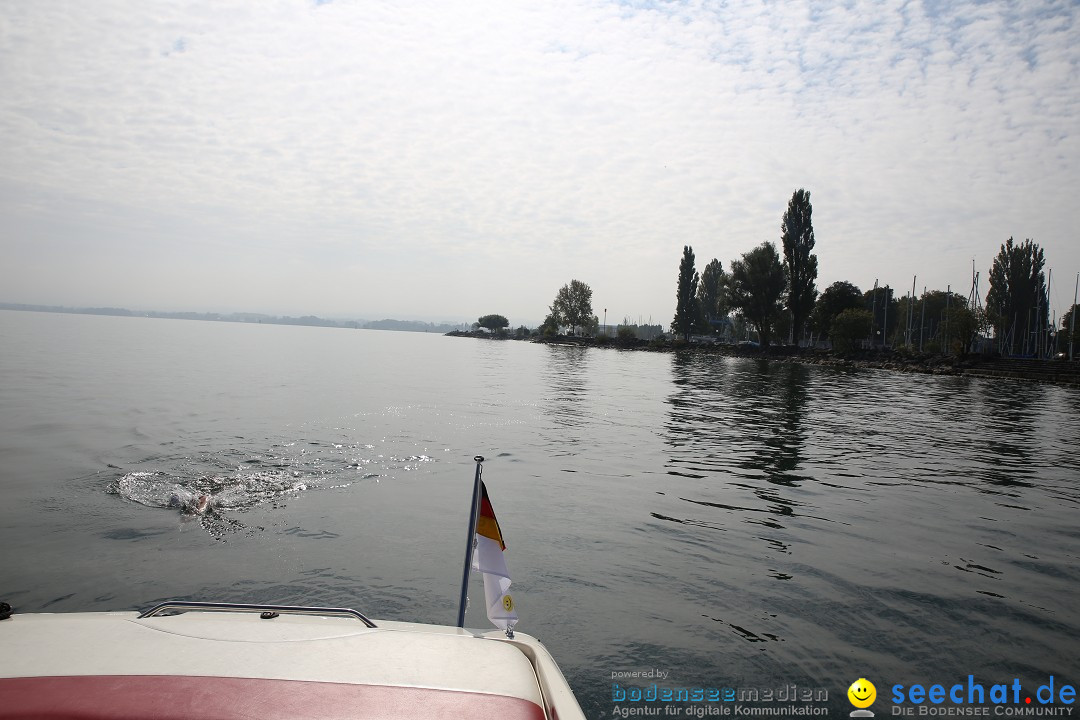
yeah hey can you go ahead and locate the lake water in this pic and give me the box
[1,309,1078,717]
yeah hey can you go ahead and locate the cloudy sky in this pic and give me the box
[2,1,1077,326]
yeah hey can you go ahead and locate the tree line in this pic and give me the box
[668,190,1077,357]
[472,280,598,339]
[672,189,819,349]
[475,189,1077,357]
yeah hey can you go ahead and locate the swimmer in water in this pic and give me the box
[168,490,212,515]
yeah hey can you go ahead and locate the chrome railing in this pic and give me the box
[138,600,377,628]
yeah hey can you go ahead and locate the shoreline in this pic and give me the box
[444,331,1080,388]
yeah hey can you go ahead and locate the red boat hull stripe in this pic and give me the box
[0,675,547,720]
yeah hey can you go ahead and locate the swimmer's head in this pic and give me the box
[171,491,210,515]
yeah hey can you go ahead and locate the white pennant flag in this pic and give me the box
[471,481,517,631]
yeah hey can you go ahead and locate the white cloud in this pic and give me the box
[1,0,1077,324]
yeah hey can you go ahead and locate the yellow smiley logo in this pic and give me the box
[848,678,876,709]
[502,594,514,612]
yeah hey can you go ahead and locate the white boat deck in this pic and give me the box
[0,610,585,720]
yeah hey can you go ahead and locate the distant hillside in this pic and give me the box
[363,319,467,333]
[0,302,138,317]
[0,303,468,334]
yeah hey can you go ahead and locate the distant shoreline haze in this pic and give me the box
[0,302,470,334]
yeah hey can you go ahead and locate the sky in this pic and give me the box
[1,0,1078,327]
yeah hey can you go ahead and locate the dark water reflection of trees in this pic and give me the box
[541,344,591,432]
[971,381,1044,488]
[662,354,814,534]
[903,373,1051,493]
[665,353,811,487]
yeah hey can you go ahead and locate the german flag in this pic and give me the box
[476,482,506,550]
[472,481,517,631]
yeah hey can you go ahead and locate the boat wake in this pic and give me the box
[112,470,310,539]
[114,470,308,512]
[108,441,438,539]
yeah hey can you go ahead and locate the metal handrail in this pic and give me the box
[138,600,377,628]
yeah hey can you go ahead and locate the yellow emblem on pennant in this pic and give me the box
[502,594,515,612]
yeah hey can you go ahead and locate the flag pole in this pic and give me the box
[456,456,484,628]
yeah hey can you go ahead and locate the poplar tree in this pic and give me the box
[697,258,728,326]
[986,237,1047,355]
[672,246,700,342]
[781,189,819,344]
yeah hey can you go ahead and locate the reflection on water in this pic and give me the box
[2,311,1078,719]
[542,345,591,432]
[970,382,1045,490]
[647,353,1080,712]
[665,355,812,531]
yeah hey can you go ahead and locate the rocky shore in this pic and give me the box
[445,331,1080,388]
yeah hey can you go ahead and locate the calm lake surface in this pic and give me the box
[1,309,1078,717]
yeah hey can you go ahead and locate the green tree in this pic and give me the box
[772,311,792,348]
[863,285,897,347]
[891,293,919,348]
[830,308,873,353]
[945,304,987,358]
[811,281,863,338]
[585,315,600,336]
[986,237,1048,355]
[914,290,968,353]
[539,313,560,337]
[781,189,819,344]
[1060,303,1079,355]
[548,279,594,336]
[697,258,728,329]
[477,314,509,333]
[672,246,701,342]
[728,242,786,349]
